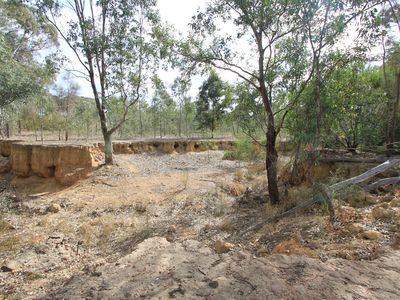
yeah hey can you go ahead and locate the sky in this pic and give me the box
[54,0,207,99]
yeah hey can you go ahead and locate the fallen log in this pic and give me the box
[242,159,400,235]
[318,157,387,164]
[363,177,400,192]
[328,159,400,192]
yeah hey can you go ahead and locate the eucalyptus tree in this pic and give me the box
[0,0,57,108]
[151,75,176,137]
[195,71,230,138]
[357,1,400,154]
[182,0,315,204]
[181,0,384,204]
[37,0,160,164]
[172,76,191,137]
[55,74,79,141]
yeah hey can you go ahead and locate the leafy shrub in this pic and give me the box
[223,138,263,161]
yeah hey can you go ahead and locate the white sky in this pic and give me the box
[55,0,207,99]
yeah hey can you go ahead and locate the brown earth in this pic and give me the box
[0,150,399,299]
[0,139,236,186]
[39,237,400,300]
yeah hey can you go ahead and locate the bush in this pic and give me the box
[223,138,263,161]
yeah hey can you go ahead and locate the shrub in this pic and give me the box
[223,138,263,161]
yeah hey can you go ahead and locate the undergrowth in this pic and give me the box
[223,138,263,162]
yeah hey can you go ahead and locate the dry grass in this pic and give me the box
[272,239,317,258]
[250,176,267,193]
[245,163,265,181]
[233,169,244,182]
[222,181,245,197]
[0,236,21,252]
[0,218,13,233]
[213,193,231,217]
[284,185,313,210]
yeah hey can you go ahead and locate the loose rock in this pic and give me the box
[215,240,235,254]
[390,198,400,208]
[362,230,383,240]
[47,203,61,213]
[1,260,22,272]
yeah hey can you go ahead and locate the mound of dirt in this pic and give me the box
[38,237,400,300]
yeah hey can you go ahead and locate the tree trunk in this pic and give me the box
[139,100,143,138]
[17,120,21,134]
[178,104,182,137]
[266,126,280,205]
[5,123,10,138]
[103,131,113,165]
[314,58,322,147]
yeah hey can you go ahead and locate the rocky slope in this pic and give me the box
[37,237,400,300]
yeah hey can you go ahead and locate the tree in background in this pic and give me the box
[0,0,58,136]
[358,1,400,154]
[195,71,230,138]
[151,75,175,138]
[181,0,385,204]
[183,0,314,204]
[38,0,160,164]
[55,73,79,141]
[172,76,191,137]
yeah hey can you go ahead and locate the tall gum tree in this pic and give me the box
[182,0,316,204]
[0,0,58,108]
[37,0,160,164]
[181,0,384,205]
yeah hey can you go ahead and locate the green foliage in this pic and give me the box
[195,71,230,136]
[286,54,388,150]
[0,0,57,107]
[223,138,263,162]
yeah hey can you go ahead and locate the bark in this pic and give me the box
[265,126,280,204]
[5,123,9,138]
[329,159,400,192]
[103,132,113,165]
[244,159,400,234]
[364,177,400,192]
[314,58,322,147]
[139,100,143,138]
[178,104,182,137]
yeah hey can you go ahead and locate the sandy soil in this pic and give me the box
[0,151,399,299]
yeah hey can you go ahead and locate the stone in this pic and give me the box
[371,207,393,221]
[362,230,383,240]
[1,260,22,272]
[382,195,395,202]
[167,225,177,233]
[215,240,235,254]
[47,203,61,213]
[257,246,269,257]
[34,244,49,255]
[348,223,364,234]
[390,198,400,208]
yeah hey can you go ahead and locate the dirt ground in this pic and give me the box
[0,151,400,299]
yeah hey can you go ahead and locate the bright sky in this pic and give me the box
[56,0,207,99]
